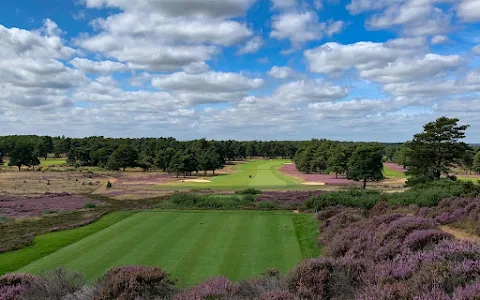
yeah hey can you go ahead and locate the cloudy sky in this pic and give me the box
[1,0,480,142]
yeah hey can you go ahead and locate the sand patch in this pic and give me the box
[441,226,480,242]
[293,210,300,214]
[283,162,294,165]
[301,182,326,186]
[179,179,212,183]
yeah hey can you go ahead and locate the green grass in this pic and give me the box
[292,214,322,258]
[17,211,318,286]
[40,158,67,166]
[383,163,406,178]
[0,211,134,275]
[161,160,310,191]
[458,177,480,183]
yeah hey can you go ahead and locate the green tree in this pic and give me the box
[393,144,408,168]
[325,148,348,178]
[8,141,40,171]
[106,144,138,171]
[198,149,222,176]
[347,145,384,189]
[473,151,480,174]
[406,117,469,185]
[155,147,176,172]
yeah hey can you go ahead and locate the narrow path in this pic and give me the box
[92,178,118,194]
[441,226,480,242]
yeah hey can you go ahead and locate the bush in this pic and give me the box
[243,194,256,202]
[236,188,262,195]
[95,266,176,300]
[83,203,97,209]
[22,268,84,299]
[174,276,238,300]
[0,215,9,223]
[43,210,58,215]
[106,181,112,189]
[0,273,36,300]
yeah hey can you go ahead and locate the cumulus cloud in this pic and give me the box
[359,54,464,83]
[270,0,297,10]
[268,66,297,79]
[78,0,253,71]
[237,36,264,54]
[308,99,396,120]
[70,57,127,74]
[304,40,419,74]
[457,0,480,22]
[273,79,348,103]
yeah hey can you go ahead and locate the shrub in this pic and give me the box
[0,215,9,223]
[0,273,36,300]
[83,203,97,209]
[95,266,176,300]
[106,181,112,189]
[236,188,262,195]
[260,289,296,300]
[256,201,276,210]
[22,268,84,299]
[243,194,256,202]
[174,276,239,300]
[43,210,58,215]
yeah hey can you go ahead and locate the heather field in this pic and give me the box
[16,211,319,286]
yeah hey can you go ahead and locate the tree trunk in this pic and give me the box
[213,170,215,174]
[335,173,338,179]
[18,166,21,171]
[123,167,126,172]
[363,178,367,189]
[204,170,207,176]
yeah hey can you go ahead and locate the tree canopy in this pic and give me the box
[406,117,470,185]
[8,141,40,171]
[347,145,384,189]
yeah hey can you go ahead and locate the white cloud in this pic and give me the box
[270,11,325,46]
[308,99,396,120]
[457,0,480,22]
[431,35,449,44]
[268,66,297,79]
[347,0,403,15]
[359,54,464,83]
[273,79,348,103]
[237,36,264,55]
[182,62,210,74]
[473,45,480,55]
[152,71,264,93]
[304,40,419,74]
[84,0,254,18]
[326,20,344,36]
[70,57,127,74]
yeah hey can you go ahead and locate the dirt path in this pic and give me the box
[441,226,480,242]
[92,178,118,194]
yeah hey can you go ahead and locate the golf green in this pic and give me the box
[162,159,304,190]
[19,211,317,286]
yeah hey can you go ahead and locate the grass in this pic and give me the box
[17,210,318,286]
[160,160,311,191]
[292,214,322,258]
[383,164,406,178]
[40,158,67,166]
[0,211,135,275]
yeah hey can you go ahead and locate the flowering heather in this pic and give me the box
[117,173,174,183]
[453,281,480,300]
[260,289,296,299]
[280,164,355,185]
[0,193,101,218]
[173,276,239,300]
[0,273,36,300]
[96,266,175,300]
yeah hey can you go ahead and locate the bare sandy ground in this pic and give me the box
[301,182,326,186]
[178,179,212,183]
[441,226,480,242]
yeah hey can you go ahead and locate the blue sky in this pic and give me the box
[1,0,480,141]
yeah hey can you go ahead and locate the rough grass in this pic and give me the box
[40,158,67,166]
[0,211,135,275]
[17,211,317,286]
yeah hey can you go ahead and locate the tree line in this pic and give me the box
[0,136,299,176]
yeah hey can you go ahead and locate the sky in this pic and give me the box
[1,0,480,142]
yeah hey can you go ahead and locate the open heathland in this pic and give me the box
[17,211,319,286]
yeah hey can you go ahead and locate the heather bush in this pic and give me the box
[0,273,36,300]
[260,289,296,300]
[453,281,480,300]
[287,257,366,300]
[174,276,239,300]
[22,268,84,299]
[95,266,176,300]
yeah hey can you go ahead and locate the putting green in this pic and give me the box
[162,159,305,190]
[19,211,319,286]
